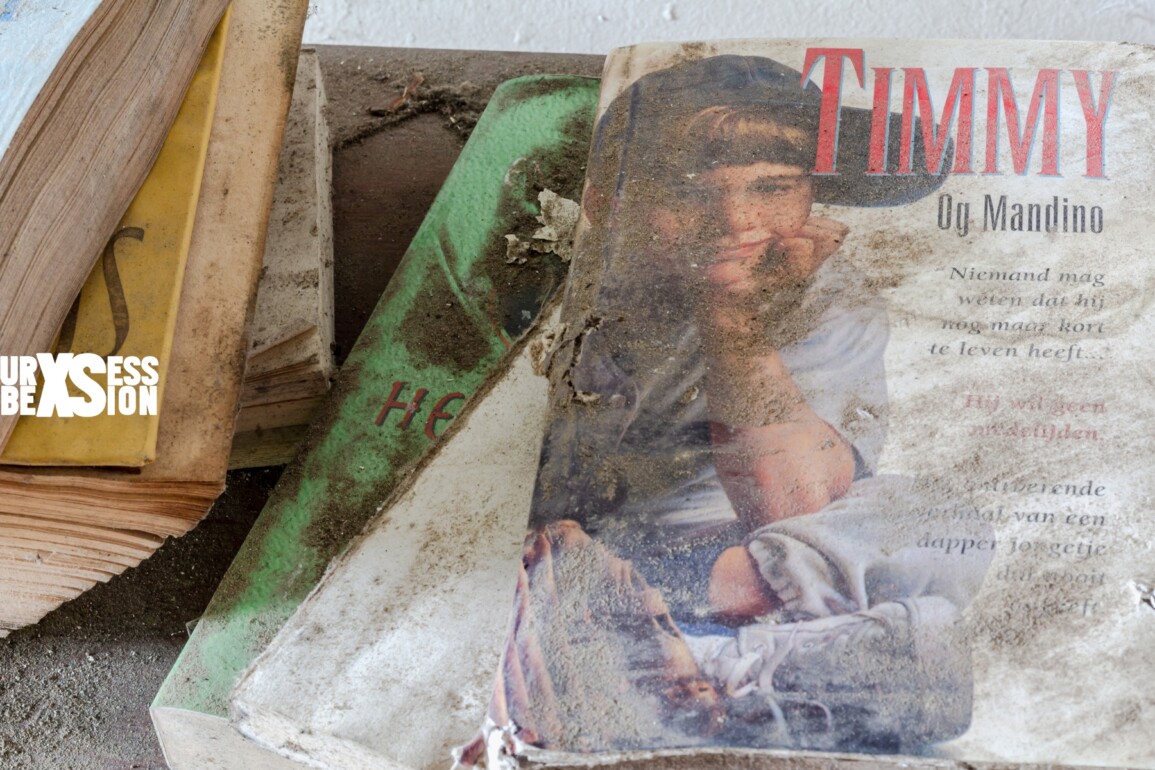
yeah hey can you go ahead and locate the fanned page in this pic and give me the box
[0,13,228,467]
[0,0,229,450]
[479,38,1155,768]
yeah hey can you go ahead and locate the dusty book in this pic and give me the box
[462,38,1153,769]
[227,314,557,770]
[0,12,229,467]
[151,74,598,770]
[231,49,337,470]
[0,0,308,635]
[0,0,230,449]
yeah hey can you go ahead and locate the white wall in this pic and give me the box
[303,0,1155,52]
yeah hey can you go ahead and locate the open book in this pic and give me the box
[0,0,309,635]
[237,38,1152,770]
[0,0,230,449]
[0,12,229,467]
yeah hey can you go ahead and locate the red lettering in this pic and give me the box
[425,392,465,440]
[1072,70,1116,179]
[984,68,1060,176]
[867,67,893,174]
[375,381,428,428]
[801,47,865,175]
[899,67,975,174]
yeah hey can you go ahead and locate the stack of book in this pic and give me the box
[232,50,337,470]
[164,36,1155,770]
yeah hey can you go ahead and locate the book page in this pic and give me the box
[489,38,1155,769]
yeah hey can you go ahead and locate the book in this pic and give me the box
[0,11,229,467]
[247,37,1151,770]
[229,313,557,770]
[0,0,309,635]
[231,50,337,470]
[474,37,1155,769]
[2,45,336,471]
[151,74,599,770]
[0,0,231,450]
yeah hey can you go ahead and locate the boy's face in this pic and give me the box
[695,161,814,285]
[650,161,816,288]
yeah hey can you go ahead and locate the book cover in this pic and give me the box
[0,11,229,467]
[227,315,556,770]
[151,74,598,770]
[477,38,1154,768]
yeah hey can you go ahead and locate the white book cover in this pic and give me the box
[229,320,555,770]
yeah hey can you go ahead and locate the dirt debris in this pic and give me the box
[505,189,581,265]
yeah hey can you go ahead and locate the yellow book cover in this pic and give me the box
[1,12,229,467]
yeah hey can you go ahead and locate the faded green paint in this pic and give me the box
[153,75,598,718]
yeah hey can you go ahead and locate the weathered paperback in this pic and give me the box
[158,74,597,770]
[0,0,229,449]
[0,14,228,467]
[476,38,1155,768]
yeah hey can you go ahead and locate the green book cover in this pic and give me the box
[152,74,598,767]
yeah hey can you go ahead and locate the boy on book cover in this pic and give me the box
[475,54,995,761]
